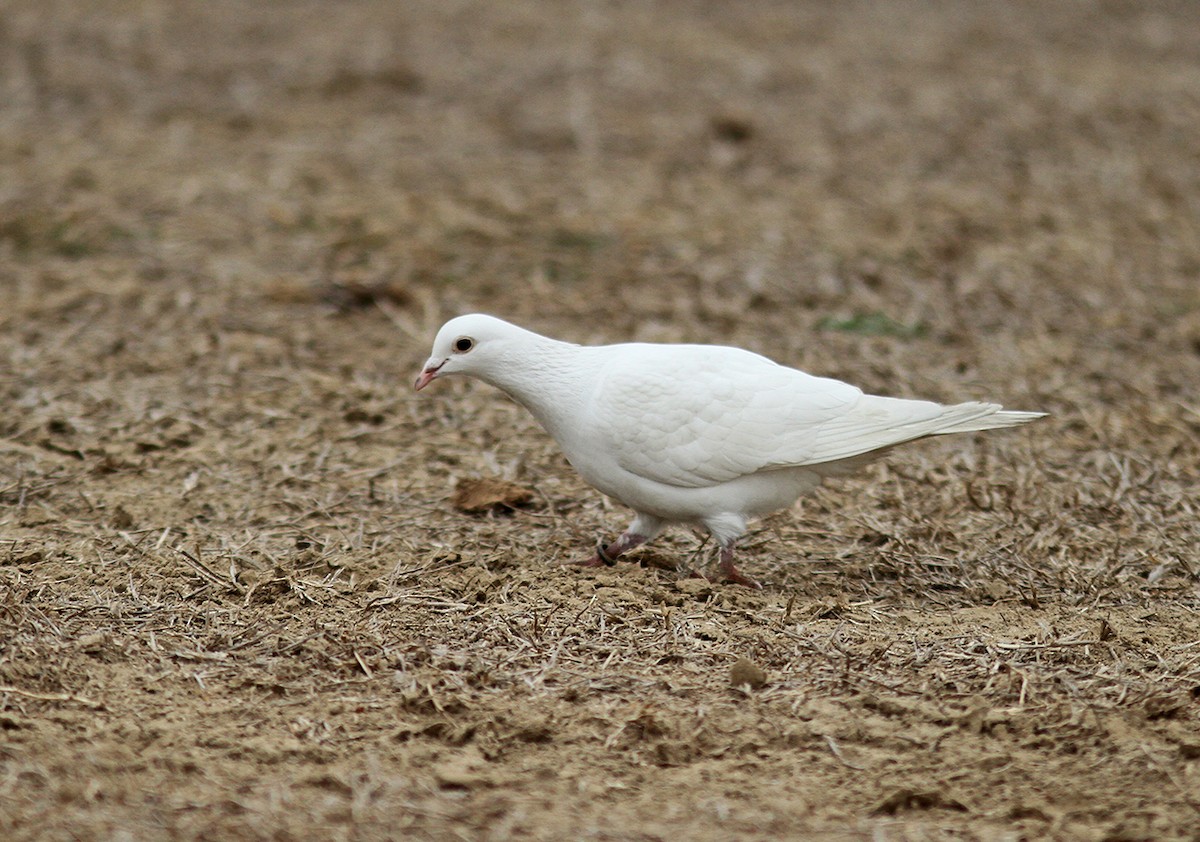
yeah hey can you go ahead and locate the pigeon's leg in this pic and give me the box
[570,514,664,568]
[715,544,763,590]
[701,514,762,589]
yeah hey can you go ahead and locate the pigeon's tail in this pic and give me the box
[802,398,1045,477]
[931,404,1047,435]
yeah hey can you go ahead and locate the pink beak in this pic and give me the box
[414,360,444,391]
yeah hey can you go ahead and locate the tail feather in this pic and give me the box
[932,406,1047,435]
[802,398,1045,472]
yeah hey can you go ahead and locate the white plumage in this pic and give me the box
[415,314,1044,588]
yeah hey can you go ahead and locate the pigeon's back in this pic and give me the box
[589,343,856,488]
[589,343,1040,491]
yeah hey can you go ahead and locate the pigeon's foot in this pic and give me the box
[563,531,650,570]
[564,554,606,569]
[715,546,763,590]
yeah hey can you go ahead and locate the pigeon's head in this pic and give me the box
[414,314,524,391]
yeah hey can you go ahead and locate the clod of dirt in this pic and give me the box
[673,579,714,599]
[1143,692,1189,720]
[319,278,412,311]
[872,788,968,815]
[3,550,43,567]
[343,407,385,425]
[450,477,535,513]
[434,748,493,789]
[260,277,315,303]
[710,114,755,143]
[46,418,75,435]
[0,714,30,731]
[730,657,768,690]
[77,631,110,654]
[110,506,134,529]
[321,65,423,97]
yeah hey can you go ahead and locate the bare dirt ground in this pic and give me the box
[3,1,1200,839]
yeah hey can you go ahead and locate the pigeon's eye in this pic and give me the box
[453,336,474,353]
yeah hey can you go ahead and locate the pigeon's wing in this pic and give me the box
[593,345,1024,489]
[591,345,864,489]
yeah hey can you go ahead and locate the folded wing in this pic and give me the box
[593,345,1042,489]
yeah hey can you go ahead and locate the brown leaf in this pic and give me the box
[450,477,534,513]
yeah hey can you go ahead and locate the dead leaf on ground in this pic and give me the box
[451,477,535,513]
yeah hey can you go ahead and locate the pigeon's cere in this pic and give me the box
[416,314,1045,588]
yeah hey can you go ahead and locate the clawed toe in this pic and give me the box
[716,547,763,590]
[560,540,621,569]
[718,569,763,590]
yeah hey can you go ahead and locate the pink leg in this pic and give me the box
[714,545,762,590]
[568,530,651,568]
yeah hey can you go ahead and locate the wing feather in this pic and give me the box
[591,345,859,488]
[590,344,1038,490]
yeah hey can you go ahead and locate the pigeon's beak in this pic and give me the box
[414,359,446,391]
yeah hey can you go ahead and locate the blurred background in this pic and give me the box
[5,1,1197,370]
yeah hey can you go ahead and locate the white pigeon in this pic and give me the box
[415,314,1044,588]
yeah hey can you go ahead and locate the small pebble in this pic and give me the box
[730,657,768,690]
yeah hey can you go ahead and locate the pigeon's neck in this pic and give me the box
[486,337,600,437]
